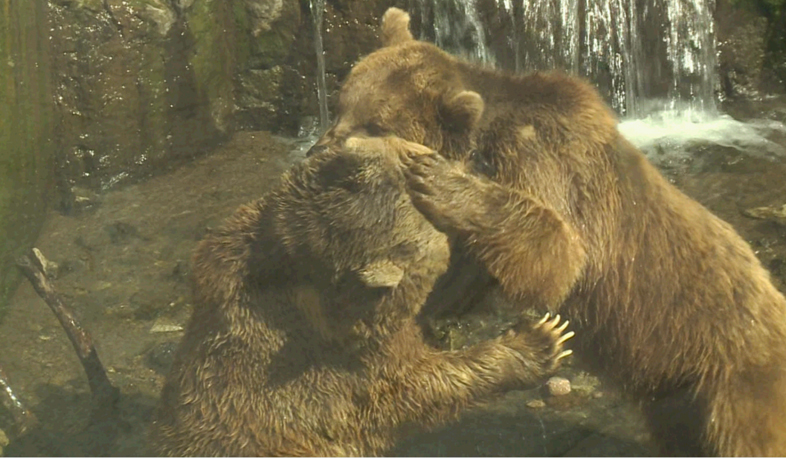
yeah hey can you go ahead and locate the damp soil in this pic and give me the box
[1,112,786,456]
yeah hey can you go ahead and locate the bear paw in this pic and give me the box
[506,313,574,376]
[401,150,489,235]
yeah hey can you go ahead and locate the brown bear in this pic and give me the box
[309,8,786,456]
[149,135,574,457]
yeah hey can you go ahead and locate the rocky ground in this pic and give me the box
[1,100,786,455]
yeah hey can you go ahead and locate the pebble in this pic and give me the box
[150,323,184,333]
[546,376,572,396]
[526,399,546,409]
[149,317,184,333]
[0,427,8,456]
[743,203,786,222]
[146,341,179,374]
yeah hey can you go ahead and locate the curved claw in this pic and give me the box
[556,349,573,361]
[536,313,551,327]
[540,314,561,332]
[557,330,575,346]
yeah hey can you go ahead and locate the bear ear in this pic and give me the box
[380,7,414,47]
[439,90,485,131]
[358,260,404,288]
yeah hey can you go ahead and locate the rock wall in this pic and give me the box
[716,0,786,99]
[0,0,56,313]
[49,0,225,207]
[47,0,420,202]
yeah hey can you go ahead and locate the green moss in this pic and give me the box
[186,0,235,130]
[0,0,55,315]
[232,1,253,69]
[236,0,300,70]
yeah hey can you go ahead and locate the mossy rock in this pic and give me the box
[238,0,302,70]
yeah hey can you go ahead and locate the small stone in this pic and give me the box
[143,2,176,37]
[150,323,184,333]
[526,399,546,409]
[547,376,572,396]
[743,204,786,224]
[150,317,184,333]
[146,341,179,374]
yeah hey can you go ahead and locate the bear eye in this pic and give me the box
[470,149,496,177]
[363,123,387,137]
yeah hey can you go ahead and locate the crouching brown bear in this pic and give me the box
[309,8,786,456]
[149,135,574,456]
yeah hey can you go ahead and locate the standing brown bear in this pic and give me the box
[310,8,786,456]
[150,136,573,456]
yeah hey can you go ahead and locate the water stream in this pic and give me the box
[309,0,330,132]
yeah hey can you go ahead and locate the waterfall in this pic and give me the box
[418,0,718,119]
[416,0,785,160]
[663,0,719,115]
[309,0,330,131]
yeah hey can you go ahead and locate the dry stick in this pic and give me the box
[15,248,119,415]
[0,363,38,435]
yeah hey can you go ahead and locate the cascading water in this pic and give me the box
[416,0,785,158]
[309,0,330,132]
[419,0,716,117]
[418,0,495,63]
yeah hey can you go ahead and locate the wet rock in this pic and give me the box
[236,67,285,130]
[245,0,286,36]
[149,317,184,334]
[568,370,601,397]
[297,116,320,138]
[140,1,177,37]
[0,427,8,455]
[173,0,195,11]
[716,0,769,99]
[546,376,572,396]
[49,0,224,194]
[146,341,179,374]
[743,203,786,225]
[715,0,786,98]
[526,399,546,409]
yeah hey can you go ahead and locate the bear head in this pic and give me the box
[309,8,484,162]
[276,135,451,335]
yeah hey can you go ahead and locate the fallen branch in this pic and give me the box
[15,248,119,415]
[0,363,38,435]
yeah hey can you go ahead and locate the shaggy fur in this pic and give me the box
[309,8,786,456]
[150,136,573,456]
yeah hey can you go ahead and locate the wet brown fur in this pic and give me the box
[150,136,573,456]
[312,8,786,456]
